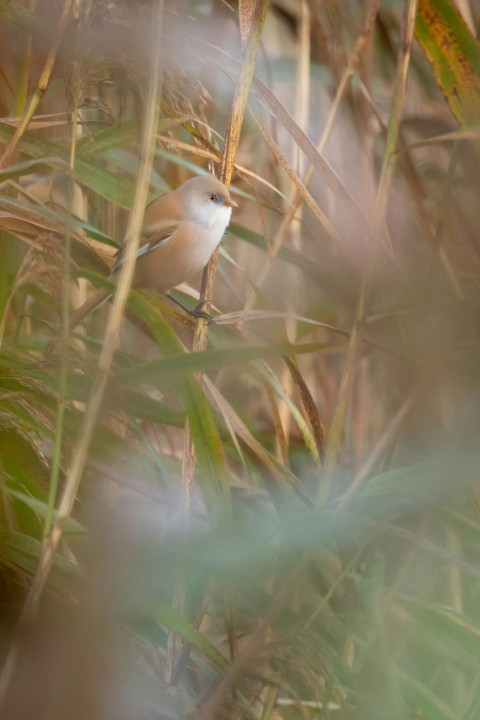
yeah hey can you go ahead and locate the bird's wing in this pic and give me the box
[140,221,180,247]
[113,191,183,269]
[113,223,180,271]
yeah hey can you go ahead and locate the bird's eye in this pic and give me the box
[209,194,217,202]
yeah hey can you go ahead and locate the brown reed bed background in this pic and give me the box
[0,1,480,718]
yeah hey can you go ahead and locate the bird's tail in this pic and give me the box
[43,286,111,357]
[69,286,111,332]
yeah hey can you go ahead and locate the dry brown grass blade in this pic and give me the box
[243,0,380,314]
[264,376,290,467]
[253,77,368,231]
[372,0,420,240]
[181,0,269,511]
[238,0,258,49]
[0,212,69,239]
[251,109,341,243]
[0,199,87,247]
[283,356,326,462]
[321,0,381,157]
[400,126,480,150]
[203,376,291,485]
[212,309,350,337]
[276,1,310,461]
[0,113,72,130]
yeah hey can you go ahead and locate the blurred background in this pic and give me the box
[1,1,480,718]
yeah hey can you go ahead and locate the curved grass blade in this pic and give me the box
[416,0,480,128]
[0,122,134,207]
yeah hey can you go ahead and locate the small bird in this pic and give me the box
[68,174,237,330]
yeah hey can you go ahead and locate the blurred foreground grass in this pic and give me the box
[1,1,480,718]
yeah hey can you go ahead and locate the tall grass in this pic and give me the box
[0,1,480,718]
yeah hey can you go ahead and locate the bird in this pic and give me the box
[67,174,237,331]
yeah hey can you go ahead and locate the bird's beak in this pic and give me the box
[224,198,238,208]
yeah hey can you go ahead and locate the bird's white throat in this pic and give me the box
[194,202,232,230]
[189,205,231,269]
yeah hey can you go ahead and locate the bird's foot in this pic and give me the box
[167,294,214,322]
[189,302,213,322]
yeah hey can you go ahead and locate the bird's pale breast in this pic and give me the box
[133,216,228,293]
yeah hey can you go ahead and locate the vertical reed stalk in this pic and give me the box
[321,0,419,498]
